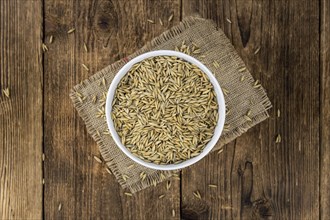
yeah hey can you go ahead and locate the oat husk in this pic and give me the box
[70,16,271,193]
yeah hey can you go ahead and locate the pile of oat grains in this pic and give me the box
[111,55,218,164]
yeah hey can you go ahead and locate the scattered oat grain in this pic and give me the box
[82,64,89,71]
[192,49,201,54]
[168,14,174,22]
[213,60,220,68]
[277,109,281,117]
[58,203,62,211]
[159,18,163,26]
[77,96,83,103]
[49,35,53,44]
[140,172,146,181]
[275,134,282,143]
[103,130,110,135]
[247,109,252,116]
[67,28,75,34]
[147,19,155,24]
[125,192,132,197]
[223,88,229,96]
[208,184,217,188]
[253,80,261,88]
[106,167,112,175]
[93,156,102,163]
[42,43,48,52]
[193,191,201,199]
[254,47,261,54]
[226,18,232,23]
[244,115,252,121]
[123,174,130,181]
[152,179,157,187]
[166,181,171,190]
[92,95,97,103]
[192,42,199,48]
[84,42,88,52]
[238,67,246,72]
[75,92,83,97]
[3,88,10,98]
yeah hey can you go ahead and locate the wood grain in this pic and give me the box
[43,0,181,219]
[182,0,320,219]
[321,0,330,219]
[0,0,326,219]
[0,0,43,219]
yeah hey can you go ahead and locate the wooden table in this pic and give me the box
[1,0,329,219]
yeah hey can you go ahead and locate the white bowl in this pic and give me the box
[105,50,226,170]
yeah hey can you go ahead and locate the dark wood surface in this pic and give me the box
[182,1,321,219]
[0,0,43,219]
[321,0,330,219]
[43,1,181,219]
[0,0,328,219]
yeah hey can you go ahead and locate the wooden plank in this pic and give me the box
[0,0,43,219]
[43,0,181,219]
[182,0,320,219]
[321,0,330,219]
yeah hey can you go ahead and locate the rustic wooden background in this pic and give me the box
[0,0,329,219]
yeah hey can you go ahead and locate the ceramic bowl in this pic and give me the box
[105,50,226,170]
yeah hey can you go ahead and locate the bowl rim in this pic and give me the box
[105,50,226,170]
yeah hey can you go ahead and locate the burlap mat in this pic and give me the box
[70,16,271,193]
